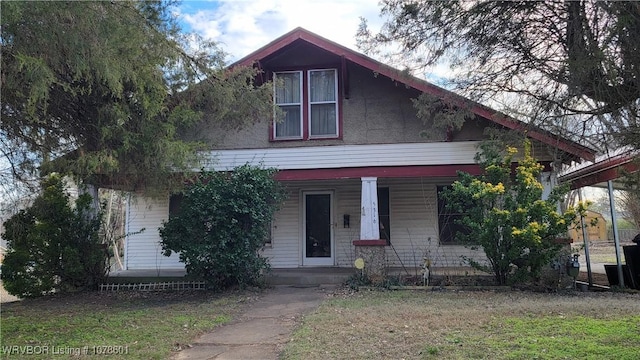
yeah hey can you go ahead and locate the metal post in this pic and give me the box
[608,180,624,288]
[578,189,593,287]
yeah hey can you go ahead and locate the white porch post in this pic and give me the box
[353,177,386,282]
[360,177,380,240]
[540,171,557,201]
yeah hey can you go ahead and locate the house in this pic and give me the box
[122,28,595,275]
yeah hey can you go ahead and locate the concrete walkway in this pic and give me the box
[171,285,331,360]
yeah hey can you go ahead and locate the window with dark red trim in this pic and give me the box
[273,69,339,140]
[437,185,472,245]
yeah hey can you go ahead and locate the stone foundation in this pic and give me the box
[354,243,386,283]
[539,244,575,289]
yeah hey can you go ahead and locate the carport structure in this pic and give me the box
[559,148,639,288]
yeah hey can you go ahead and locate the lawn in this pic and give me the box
[0,290,252,359]
[282,290,640,360]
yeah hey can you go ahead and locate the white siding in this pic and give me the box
[123,179,489,271]
[262,179,363,268]
[125,195,183,270]
[263,179,487,269]
[334,181,362,267]
[202,142,482,171]
[261,190,301,268]
[379,178,486,268]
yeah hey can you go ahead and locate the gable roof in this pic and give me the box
[233,27,596,162]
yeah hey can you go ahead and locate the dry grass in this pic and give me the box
[283,290,640,360]
[1,290,254,359]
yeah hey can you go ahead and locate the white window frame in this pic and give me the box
[274,71,303,140]
[307,69,339,139]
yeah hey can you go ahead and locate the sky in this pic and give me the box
[176,0,385,63]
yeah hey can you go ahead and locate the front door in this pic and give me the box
[303,192,334,266]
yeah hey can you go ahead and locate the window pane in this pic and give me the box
[309,70,335,102]
[275,72,301,104]
[439,215,467,244]
[169,194,183,217]
[437,185,471,245]
[310,104,336,136]
[378,187,390,244]
[276,105,301,137]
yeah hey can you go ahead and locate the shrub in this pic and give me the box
[159,165,286,290]
[1,175,107,298]
[442,140,586,285]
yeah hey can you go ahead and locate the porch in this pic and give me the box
[106,266,492,286]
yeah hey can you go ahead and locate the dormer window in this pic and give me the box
[273,69,339,140]
[274,71,302,138]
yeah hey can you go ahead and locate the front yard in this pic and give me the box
[2,286,639,360]
[0,290,251,359]
[283,290,640,360]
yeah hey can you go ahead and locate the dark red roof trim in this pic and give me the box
[232,27,596,162]
[274,164,482,181]
[559,154,639,189]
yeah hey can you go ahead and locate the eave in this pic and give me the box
[559,152,639,189]
[232,27,596,163]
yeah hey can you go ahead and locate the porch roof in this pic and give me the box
[559,148,638,189]
[202,141,560,181]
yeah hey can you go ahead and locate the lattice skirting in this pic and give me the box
[99,281,206,292]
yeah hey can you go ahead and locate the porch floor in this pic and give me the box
[106,267,354,285]
[106,266,493,286]
[106,263,610,286]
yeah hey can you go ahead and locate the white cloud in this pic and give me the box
[177,1,455,86]
[178,0,384,63]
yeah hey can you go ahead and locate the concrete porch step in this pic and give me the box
[267,267,354,286]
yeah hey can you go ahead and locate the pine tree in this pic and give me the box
[358,1,640,150]
[1,1,273,193]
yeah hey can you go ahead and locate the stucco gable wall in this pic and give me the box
[186,62,454,149]
[184,61,559,163]
[341,64,447,145]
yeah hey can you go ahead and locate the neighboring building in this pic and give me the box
[568,210,608,242]
[560,148,640,243]
[123,28,595,272]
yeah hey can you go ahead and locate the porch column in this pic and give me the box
[353,177,386,282]
[360,177,380,240]
[540,171,557,201]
